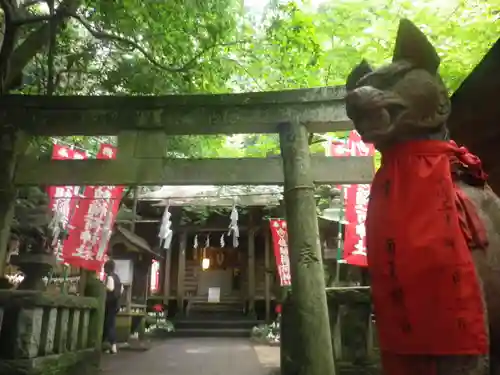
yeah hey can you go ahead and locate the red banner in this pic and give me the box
[47,144,87,262]
[343,131,375,267]
[269,219,291,286]
[150,260,160,292]
[329,139,351,158]
[62,144,123,271]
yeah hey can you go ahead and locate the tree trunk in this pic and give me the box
[0,126,27,275]
[278,121,336,375]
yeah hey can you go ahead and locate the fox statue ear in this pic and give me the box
[392,19,440,74]
[346,60,373,91]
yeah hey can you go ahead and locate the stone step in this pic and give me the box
[188,307,243,316]
[187,295,243,302]
[188,302,243,306]
[185,310,249,320]
[189,300,244,311]
[175,319,262,330]
[171,328,251,338]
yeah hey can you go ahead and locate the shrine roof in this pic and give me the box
[113,225,153,255]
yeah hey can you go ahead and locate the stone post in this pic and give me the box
[85,272,106,351]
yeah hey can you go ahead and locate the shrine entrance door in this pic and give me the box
[197,269,233,297]
[195,246,240,298]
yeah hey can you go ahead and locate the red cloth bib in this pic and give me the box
[367,140,488,355]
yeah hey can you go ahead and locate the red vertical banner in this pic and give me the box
[329,139,351,158]
[150,260,160,292]
[342,131,374,267]
[62,144,123,271]
[269,219,291,286]
[47,144,87,263]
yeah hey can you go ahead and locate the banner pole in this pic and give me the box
[335,188,345,285]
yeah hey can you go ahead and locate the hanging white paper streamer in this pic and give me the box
[228,203,239,248]
[220,233,225,248]
[193,234,198,249]
[205,234,210,248]
[49,209,65,246]
[96,209,113,261]
[158,203,173,249]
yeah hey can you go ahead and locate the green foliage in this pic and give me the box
[9,0,247,157]
[82,0,244,95]
[232,0,500,156]
[251,316,281,345]
[2,0,497,158]
[241,0,499,91]
[145,311,175,337]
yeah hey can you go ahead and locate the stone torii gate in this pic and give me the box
[0,86,373,375]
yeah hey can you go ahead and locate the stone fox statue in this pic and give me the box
[345,19,500,375]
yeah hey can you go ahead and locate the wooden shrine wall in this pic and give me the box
[166,234,274,300]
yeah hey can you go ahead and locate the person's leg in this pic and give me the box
[102,307,110,343]
[108,308,118,354]
[103,306,115,353]
[131,315,140,335]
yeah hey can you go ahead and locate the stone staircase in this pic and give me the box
[186,295,244,316]
[173,295,261,337]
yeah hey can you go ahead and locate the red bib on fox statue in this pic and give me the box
[367,139,488,355]
[344,19,499,375]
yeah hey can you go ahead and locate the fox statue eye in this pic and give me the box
[346,60,373,92]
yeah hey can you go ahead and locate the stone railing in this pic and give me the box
[0,277,105,375]
[281,286,380,375]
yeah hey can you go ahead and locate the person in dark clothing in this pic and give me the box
[103,259,122,354]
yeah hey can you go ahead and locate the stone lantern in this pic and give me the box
[9,187,57,291]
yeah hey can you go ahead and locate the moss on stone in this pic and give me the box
[325,287,371,305]
[0,290,98,309]
[0,349,100,375]
[281,288,381,375]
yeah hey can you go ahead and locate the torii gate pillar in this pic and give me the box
[278,121,336,375]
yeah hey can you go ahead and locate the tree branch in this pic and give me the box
[222,57,264,90]
[308,133,327,146]
[45,0,56,95]
[0,0,21,92]
[12,14,54,25]
[310,137,327,145]
[21,0,46,8]
[4,0,247,92]
[69,12,249,73]
[5,0,83,91]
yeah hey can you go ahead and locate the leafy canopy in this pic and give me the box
[0,0,497,157]
[5,0,247,156]
[230,0,499,156]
